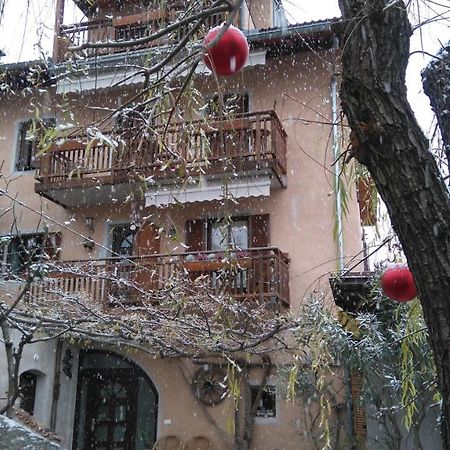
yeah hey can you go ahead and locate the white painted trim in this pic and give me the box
[145,175,271,207]
[56,50,267,94]
[101,219,131,259]
[249,381,280,425]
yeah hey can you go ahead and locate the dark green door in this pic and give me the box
[84,370,137,450]
[73,351,158,450]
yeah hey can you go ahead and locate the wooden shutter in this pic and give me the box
[249,214,270,248]
[32,118,56,169]
[16,121,32,171]
[185,219,206,251]
[357,177,377,226]
[134,223,160,256]
[131,223,160,300]
[17,118,55,171]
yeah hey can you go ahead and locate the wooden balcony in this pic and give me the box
[35,111,288,207]
[55,9,225,62]
[29,248,290,307]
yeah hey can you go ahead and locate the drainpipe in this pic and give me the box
[331,37,356,447]
[331,43,344,272]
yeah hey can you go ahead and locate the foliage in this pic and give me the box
[287,284,438,449]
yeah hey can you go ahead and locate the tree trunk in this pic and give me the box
[0,320,18,417]
[422,43,450,178]
[338,1,450,447]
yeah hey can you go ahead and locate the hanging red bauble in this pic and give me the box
[381,266,417,302]
[203,24,249,76]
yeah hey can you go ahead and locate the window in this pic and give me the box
[208,218,249,290]
[110,224,137,257]
[205,93,249,118]
[250,385,277,419]
[185,215,270,252]
[19,371,37,415]
[1,233,59,275]
[16,118,55,172]
[209,218,249,251]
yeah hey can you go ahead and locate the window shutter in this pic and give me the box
[357,177,377,226]
[16,121,31,171]
[16,118,55,171]
[249,214,270,248]
[185,219,206,251]
[31,118,56,169]
[134,223,160,256]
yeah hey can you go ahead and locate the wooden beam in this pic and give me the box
[53,0,65,62]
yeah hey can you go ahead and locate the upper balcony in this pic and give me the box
[35,110,287,208]
[53,0,276,64]
[55,9,225,63]
[29,247,290,308]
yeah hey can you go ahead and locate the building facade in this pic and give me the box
[0,1,364,449]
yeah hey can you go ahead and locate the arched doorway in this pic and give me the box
[73,350,158,450]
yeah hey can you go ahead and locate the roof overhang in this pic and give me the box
[0,60,53,91]
[248,18,342,54]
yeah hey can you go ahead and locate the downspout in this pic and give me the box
[331,37,344,272]
[331,36,356,448]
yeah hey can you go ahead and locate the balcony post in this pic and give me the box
[53,0,65,63]
[271,112,277,159]
[39,152,52,182]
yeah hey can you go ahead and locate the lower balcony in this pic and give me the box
[29,248,290,308]
[35,111,287,207]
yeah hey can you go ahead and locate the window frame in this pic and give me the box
[108,223,138,257]
[0,232,58,277]
[207,216,250,252]
[250,383,278,423]
[185,214,270,252]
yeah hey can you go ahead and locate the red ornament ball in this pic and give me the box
[203,24,249,76]
[381,266,417,302]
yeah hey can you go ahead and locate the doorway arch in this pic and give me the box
[73,350,158,450]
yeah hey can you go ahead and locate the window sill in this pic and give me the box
[254,416,278,425]
[13,169,37,176]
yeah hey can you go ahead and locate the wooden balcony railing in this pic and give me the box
[29,248,290,307]
[55,10,225,62]
[35,110,287,190]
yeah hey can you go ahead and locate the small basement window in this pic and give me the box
[250,385,277,419]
